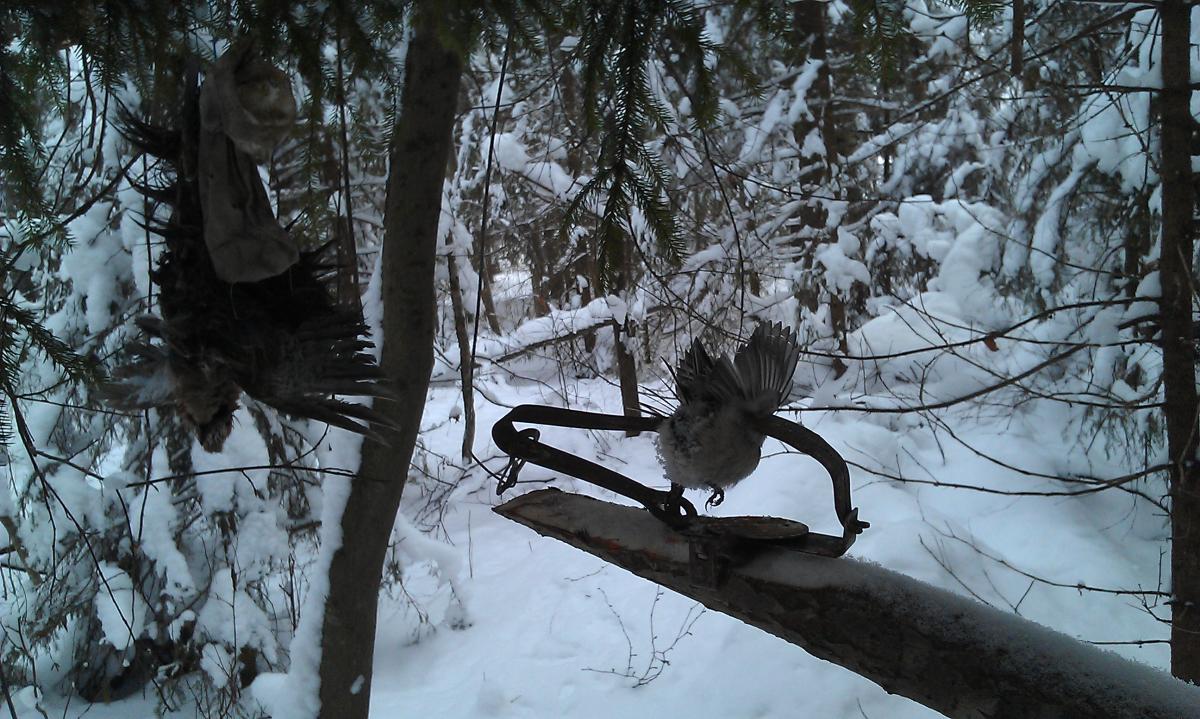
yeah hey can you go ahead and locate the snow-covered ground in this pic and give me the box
[357,383,1169,719]
[10,362,1176,718]
[361,359,1169,717]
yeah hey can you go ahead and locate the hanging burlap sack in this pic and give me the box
[198,39,298,283]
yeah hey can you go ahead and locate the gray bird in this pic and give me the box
[656,322,801,509]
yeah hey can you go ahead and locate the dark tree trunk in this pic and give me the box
[471,243,503,333]
[613,317,640,434]
[613,243,640,435]
[1160,0,1200,683]
[581,251,597,353]
[1124,192,1151,300]
[314,16,463,718]
[1011,0,1024,79]
[334,25,361,307]
[447,247,477,461]
[790,2,848,375]
[557,61,598,354]
[334,215,360,306]
[789,2,831,307]
[528,228,551,317]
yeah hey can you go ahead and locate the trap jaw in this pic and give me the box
[491,404,868,559]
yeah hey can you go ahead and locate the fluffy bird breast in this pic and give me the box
[656,401,765,490]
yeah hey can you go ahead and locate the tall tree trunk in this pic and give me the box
[613,243,640,435]
[1124,192,1151,300]
[1010,0,1024,79]
[471,242,503,333]
[447,247,477,461]
[614,317,640,431]
[790,2,847,376]
[581,250,598,353]
[315,16,463,718]
[528,227,551,317]
[335,215,360,306]
[789,1,830,320]
[334,24,361,307]
[558,61,598,354]
[1160,0,1200,683]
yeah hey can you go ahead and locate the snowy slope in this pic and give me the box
[363,377,1167,718]
[11,369,1175,719]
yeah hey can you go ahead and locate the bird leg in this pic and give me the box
[705,485,725,509]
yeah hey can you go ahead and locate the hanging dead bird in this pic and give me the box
[656,322,801,509]
[103,45,393,451]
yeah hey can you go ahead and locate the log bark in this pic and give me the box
[496,489,1200,719]
[314,16,463,719]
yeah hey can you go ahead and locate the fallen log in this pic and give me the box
[495,488,1200,719]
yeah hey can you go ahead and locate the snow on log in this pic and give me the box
[495,488,1200,719]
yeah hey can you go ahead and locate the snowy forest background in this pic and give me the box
[2,1,1199,717]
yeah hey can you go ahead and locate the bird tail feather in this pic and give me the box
[707,321,799,411]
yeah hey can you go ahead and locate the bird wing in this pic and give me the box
[239,309,397,442]
[694,321,800,412]
[732,321,800,410]
[673,338,716,403]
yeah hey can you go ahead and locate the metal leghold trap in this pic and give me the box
[492,404,868,559]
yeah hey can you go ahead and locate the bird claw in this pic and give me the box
[705,486,725,509]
